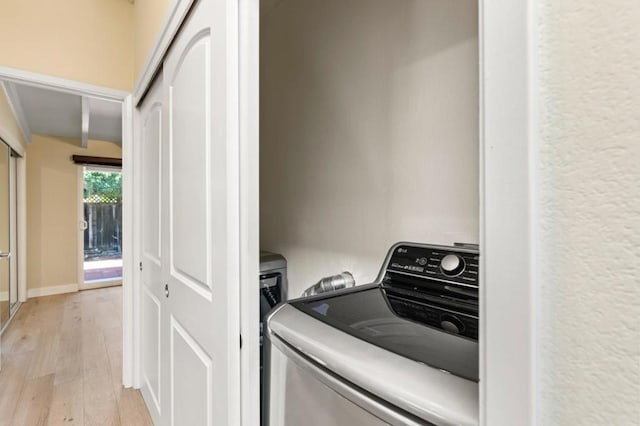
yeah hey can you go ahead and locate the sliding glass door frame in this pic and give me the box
[0,139,20,334]
[8,149,18,316]
[77,164,123,290]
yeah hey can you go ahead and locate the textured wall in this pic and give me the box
[260,0,479,296]
[537,1,640,424]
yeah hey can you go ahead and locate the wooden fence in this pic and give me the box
[84,202,122,260]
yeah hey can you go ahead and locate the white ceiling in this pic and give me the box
[7,83,122,144]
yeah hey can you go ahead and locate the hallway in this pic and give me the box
[0,287,152,425]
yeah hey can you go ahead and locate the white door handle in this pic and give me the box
[80,220,88,230]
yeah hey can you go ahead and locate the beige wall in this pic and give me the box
[537,0,640,424]
[0,85,27,154]
[134,0,173,78]
[260,0,479,296]
[0,0,135,91]
[26,135,121,291]
[0,0,174,90]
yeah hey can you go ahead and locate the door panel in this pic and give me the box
[143,103,162,265]
[142,285,162,412]
[139,79,165,425]
[162,0,240,424]
[0,142,10,330]
[137,0,241,423]
[8,154,17,313]
[170,318,213,426]
[169,34,210,293]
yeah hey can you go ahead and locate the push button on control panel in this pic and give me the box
[440,254,465,277]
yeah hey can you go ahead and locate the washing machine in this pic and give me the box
[260,251,287,421]
[264,242,479,426]
[260,251,288,325]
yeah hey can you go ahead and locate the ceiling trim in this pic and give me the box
[0,66,129,102]
[81,96,90,148]
[1,81,32,144]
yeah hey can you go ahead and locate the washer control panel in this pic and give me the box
[386,244,479,288]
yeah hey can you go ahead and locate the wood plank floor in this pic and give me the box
[0,287,153,426]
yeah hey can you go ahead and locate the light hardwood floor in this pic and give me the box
[0,287,153,425]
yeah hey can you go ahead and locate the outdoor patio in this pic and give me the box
[84,258,123,282]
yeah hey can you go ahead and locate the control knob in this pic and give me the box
[440,254,465,277]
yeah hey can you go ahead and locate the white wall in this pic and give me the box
[537,1,640,424]
[260,0,478,296]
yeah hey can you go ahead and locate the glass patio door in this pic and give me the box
[81,167,123,288]
[0,140,16,330]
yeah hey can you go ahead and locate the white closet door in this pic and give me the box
[162,0,241,424]
[139,78,166,426]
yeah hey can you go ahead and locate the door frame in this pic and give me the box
[1,83,28,307]
[0,66,136,386]
[8,149,19,314]
[77,165,124,290]
[134,0,538,424]
[479,0,537,424]
[0,139,19,333]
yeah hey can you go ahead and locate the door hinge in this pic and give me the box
[139,261,143,271]
[240,334,243,349]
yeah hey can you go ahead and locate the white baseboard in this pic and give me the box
[27,283,79,299]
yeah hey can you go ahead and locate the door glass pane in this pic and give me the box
[0,142,10,328]
[9,153,17,312]
[83,168,123,284]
